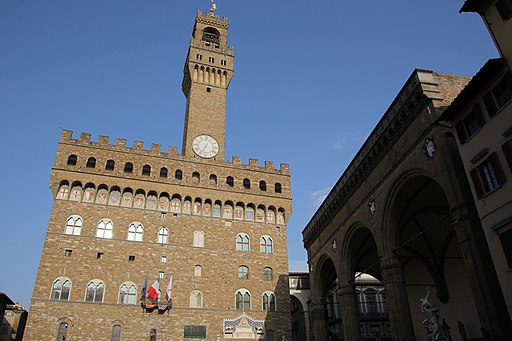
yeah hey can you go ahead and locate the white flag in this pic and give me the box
[166,276,173,301]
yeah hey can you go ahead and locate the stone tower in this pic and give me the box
[25,8,292,341]
[181,10,234,160]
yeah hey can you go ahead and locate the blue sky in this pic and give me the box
[0,1,497,309]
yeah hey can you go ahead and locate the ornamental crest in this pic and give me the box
[424,138,437,158]
[223,313,265,339]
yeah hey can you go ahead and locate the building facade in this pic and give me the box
[441,0,512,318]
[0,293,27,341]
[302,68,512,340]
[25,9,292,341]
[289,273,390,341]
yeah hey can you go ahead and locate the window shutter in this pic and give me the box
[502,141,512,172]
[455,122,468,144]
[470,168,484,199]
[474,104,486,127]
[499,229,512,268]
[496,0,512,20]
[489,152,506,185]
[483,92,498,117]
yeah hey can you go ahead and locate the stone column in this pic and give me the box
[339,283,361,341]
[380,256,415,341]
[451,205,512,340]
[310,304,328,341]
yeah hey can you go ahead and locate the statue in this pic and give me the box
[210,0,217,12]
[420,290,451,340]
[457,321,468,341]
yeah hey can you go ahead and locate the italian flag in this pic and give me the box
[147,277,160,301]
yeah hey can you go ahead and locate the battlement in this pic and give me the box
[59,130,290,175]
[197,10,228,25]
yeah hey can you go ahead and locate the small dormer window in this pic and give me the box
[202,27,220,47]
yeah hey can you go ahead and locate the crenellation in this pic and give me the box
[280,163,290,174]
[168,146,178,156]
[197,10,228,24]
[58,131,290,174]
[80,132,91,143]
[61,129,73,140]
[116,138,126,147]
[151,143,161,154]
[133,141,144,150]
[249,159,259,167]
[98,135,108,145]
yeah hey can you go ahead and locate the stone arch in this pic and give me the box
[382,168,433,253]
[341,224,381,279]
[311,254,342,341]
[339,224,382,340]
[383,172,483,339]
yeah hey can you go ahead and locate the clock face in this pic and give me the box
[192,135,219,158]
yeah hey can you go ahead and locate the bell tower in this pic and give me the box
[181,7,234,160]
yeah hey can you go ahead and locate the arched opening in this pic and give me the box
[342,226,388,340]
[317,257,342,340]
[291,295,307,341]
[105,159,115,171]
[202,27,220,47]
[390,175,481,340]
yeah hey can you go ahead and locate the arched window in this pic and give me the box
[243,178,251,189]
[85,280,104,303]
[202,27,220,46]
[86,157,96,168]
[274,182,282,193]
[157,227,169,244]
[195,265,202,277]
[160,167,168,178]
[235,289,251,310]
[267,208,276,224]
[96,219,113,239]
[226,176,234,187]
[67,154,77,166]
[263,267,273,281]
[246,206,255,221]
[237,265,249,279]
[236,234,250,252]
[112,325,121,341]
[127,222,144,241]
[259,180,267,191]
[262,292,276,311]
[65,215,82,235]
[51,277,71,301]
[193,230,205,247]
[142,164,151,176]
[105,159,115,171]
[260,236,273,253]
[192,171,200,182]
[189,290,203,308]
[57,322,68,341]
[124,162,133,173]
[119,283,137,304]
[209,174,217,185]
[175,169,183,180]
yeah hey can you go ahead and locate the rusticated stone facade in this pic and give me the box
[25,9,292,341]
